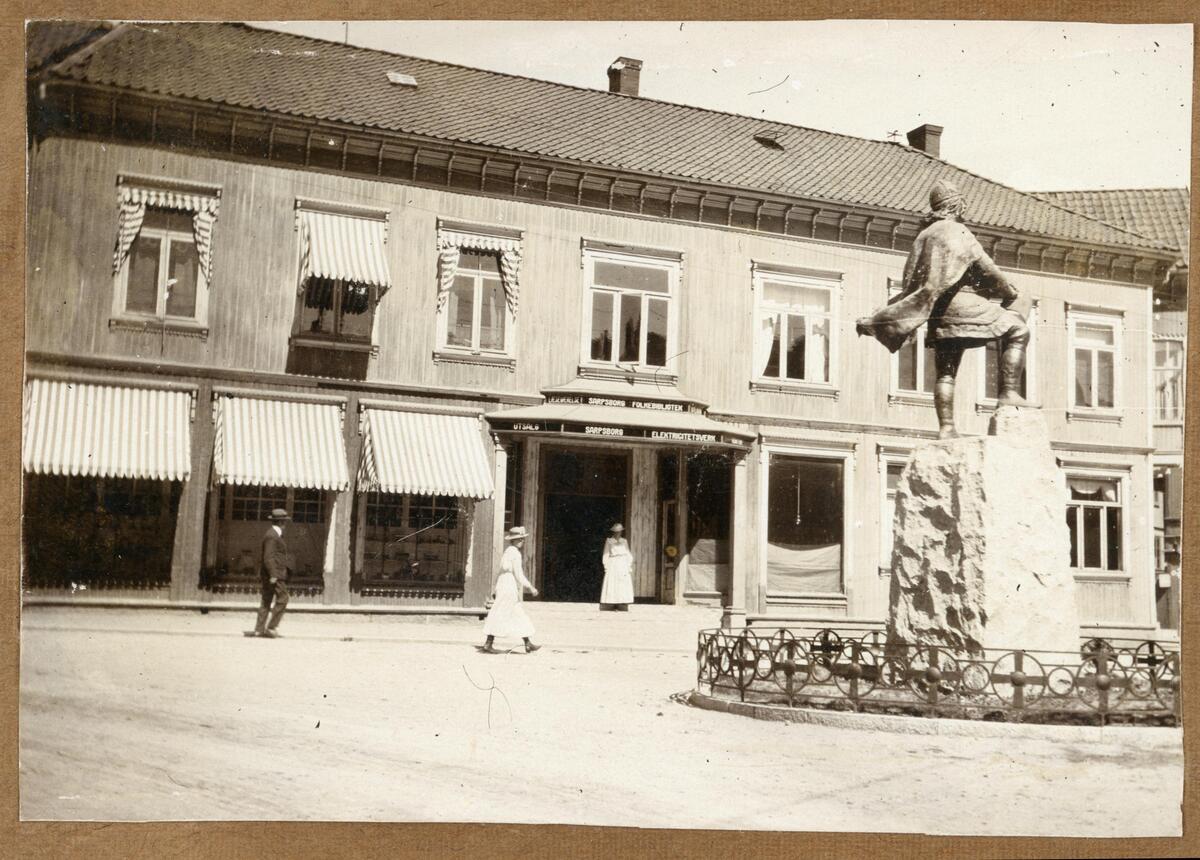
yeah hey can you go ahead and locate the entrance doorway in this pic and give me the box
[540,447,629,602]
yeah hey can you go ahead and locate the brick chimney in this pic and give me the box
[906,124,943,158]
[607,57,643,96]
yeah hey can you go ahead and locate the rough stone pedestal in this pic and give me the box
[887,407,1080,655]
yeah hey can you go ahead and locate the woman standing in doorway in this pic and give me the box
[481,526,541,654]
[600,523,634,611]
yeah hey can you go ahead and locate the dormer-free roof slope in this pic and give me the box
[38,21,1172,253]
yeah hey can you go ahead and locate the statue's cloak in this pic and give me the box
[859,219,1029,353]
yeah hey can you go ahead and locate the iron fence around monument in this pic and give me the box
[695,627,1179,726]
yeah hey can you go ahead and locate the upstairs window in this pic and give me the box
[1155,338,1184,421]
[292,201,393,349]
[981,302,1039,402]
[583,245,679,371]
[753,266,838,387]
[111,177,220,329]
[435,222,521,362]
[887,279,935,398]
[1068,309,1121,410]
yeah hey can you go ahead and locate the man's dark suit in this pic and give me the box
[255,526,291,634]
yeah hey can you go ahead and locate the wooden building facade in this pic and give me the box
[23,23,1182,639]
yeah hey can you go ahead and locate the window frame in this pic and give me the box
[290,201,390,355]
[580,245,681,375]
[878,447,912,576]
[1066,307,1123,418]
[1153,336,1185,424]
[1062,466,1130,578]
[757,439,855,602]
[884,278,935,404]
[977,300,1040,408]
[111,206,209,329]
[358,491,471,588]
[751,264,841,395]
[435,248,516,359]
[218,485,329,525]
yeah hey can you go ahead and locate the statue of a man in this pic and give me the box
[856,179,1032,438]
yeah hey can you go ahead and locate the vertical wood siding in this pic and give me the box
[28,138,1154,453]
[26,138,1160,626]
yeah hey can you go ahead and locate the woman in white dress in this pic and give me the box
[482,526,541,653]
[599,523,634,611]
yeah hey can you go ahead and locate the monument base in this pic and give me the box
[886,407,1080,655]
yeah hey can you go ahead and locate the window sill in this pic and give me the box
[290,335,379,357]
[433,350,516,371]
[577,364,679,386]
[975,399,1044,414]
[1066,409,1122,425]
[750,380,838,399]
[109,316,209,340]
[1073,571,1131,583]
[1154,419,1185,428]
[765,592,848,605]
[889,391,935,407]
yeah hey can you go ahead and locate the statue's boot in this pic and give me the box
[995,340,1031,408]
[934,380,958,439]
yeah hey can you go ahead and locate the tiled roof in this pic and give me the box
[40,21,1172,253]
[26,20,109,71]
[1036,188,1190,255]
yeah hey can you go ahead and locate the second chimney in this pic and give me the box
[906,124,944,158]
[607,57,643,96]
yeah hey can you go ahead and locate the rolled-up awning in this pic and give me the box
[360,408,493,499]
[298,209,392,291]
[23,379,192,481]
[213,395,349,491]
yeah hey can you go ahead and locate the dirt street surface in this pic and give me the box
[20,605,1182,835]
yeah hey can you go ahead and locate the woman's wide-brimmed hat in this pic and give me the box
[504,526,529,542]
[267,508,292,521]
[610,523,625,534]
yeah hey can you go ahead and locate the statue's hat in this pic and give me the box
[929,178,964,211]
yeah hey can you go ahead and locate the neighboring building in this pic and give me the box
[23,22,1183,639]
[1038,188,1190,631]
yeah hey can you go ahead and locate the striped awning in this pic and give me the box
[213,395,349,491]
[23,379,192,481]
[298,209,392,291]
[360,408,493,500]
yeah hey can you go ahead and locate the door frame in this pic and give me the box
[536,442,632,600]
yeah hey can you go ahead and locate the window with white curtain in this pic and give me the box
[1154,338,1184,421]
[886,279,935,397]
[753,268,838,387]
[443,250,508,353]
[1068,310,1121,410]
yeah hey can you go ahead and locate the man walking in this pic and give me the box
[245,508,292,638]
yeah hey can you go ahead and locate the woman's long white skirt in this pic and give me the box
[600,555,635,605]
[483,572,535,639]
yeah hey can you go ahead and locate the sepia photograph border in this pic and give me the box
[2,0,1196,857]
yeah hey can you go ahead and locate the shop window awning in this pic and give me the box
[213,395,349,491]
[23,379,192,481]
[298,209,392,291]
[360,408,493,500]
